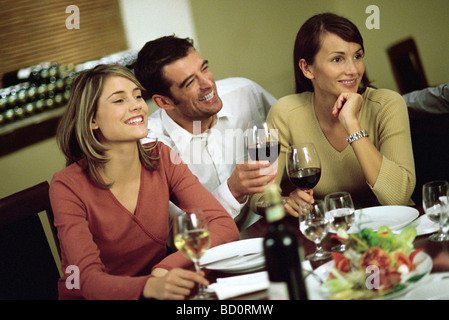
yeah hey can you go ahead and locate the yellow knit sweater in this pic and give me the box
[251,87,416,210]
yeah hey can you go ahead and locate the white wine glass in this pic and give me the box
[245,120,280,164]
[325,192,355,252]
[299,200,331,261]
[422,180,449,242]
[286,144,321,192]
[173,210,212,299]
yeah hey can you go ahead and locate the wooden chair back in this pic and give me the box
[0,181,61,299]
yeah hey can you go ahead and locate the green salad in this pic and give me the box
[320,226,427,300]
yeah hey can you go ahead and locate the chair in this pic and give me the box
[409,113,449,204]
[0,181,61,300]
[387,37,429,94]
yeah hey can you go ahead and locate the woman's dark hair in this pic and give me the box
[294,13,370,93]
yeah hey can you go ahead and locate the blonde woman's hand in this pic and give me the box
[143,268,209,300]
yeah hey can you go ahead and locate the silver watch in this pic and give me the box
[346,129,368,144]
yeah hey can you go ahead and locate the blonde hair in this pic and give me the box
[57,64,159,188]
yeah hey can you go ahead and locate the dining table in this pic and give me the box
[206,205,449,300]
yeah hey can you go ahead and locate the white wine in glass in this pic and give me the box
[325,192,355,252]
[173,210,211,299]
[299,200,331,261]
[422,180,449,242]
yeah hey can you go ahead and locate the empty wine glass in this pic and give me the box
[325,192,355,252]
[299,200,331,261]
[173,210,212,299]
[245,120,280,164]
[286,144,321,192]
[422,180,449,242]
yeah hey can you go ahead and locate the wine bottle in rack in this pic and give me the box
[17,83,29,105]
[0,96,7,112]
[6,87,18,110]
[263,184,308,300]
[30,64,43,84]
[26,84,38,103]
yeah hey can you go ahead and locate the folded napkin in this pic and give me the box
[208,271,269,300]
[208,261,313,300]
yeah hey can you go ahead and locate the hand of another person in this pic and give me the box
[228,161,278,203]
[332,92,363,133]
[284,189,314,217]
[143,268,209,300]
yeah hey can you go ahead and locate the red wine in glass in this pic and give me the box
[288,167,321,189]
[286,144,321,191]
[246,121,280,163]
[247,141,281,163]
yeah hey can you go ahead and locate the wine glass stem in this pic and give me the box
[315,242,324,254]
[194,261,206,297]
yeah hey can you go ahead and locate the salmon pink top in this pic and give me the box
[50,142,239,300]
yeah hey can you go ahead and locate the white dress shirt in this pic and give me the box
[402,82,449,115]
[142,77,277,230]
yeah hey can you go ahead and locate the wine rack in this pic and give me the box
[0,51,137,156]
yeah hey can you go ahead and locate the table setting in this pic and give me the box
[177,130,449,300]
[198,198,448,300]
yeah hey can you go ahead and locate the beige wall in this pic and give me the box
[1,0,448,199]
[0,137,65,198]
[190,0,449,99]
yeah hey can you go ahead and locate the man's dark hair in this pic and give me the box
[134,35,195,99]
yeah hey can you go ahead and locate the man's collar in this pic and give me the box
[160,111,194,154]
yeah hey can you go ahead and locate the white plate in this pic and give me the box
[305,251,432,300]
[341,205,419,233]
[407,213,440,236]
[199,238,265,274]
[401,272,449,300]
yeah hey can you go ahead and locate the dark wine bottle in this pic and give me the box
[263,184,308,300]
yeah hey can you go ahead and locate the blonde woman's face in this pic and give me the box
[92,76,148,145]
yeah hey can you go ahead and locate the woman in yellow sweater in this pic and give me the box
[252,13,415,216]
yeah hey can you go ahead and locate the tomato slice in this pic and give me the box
[409,248,425,263]
[331,234,346,242]
[332,252,351,273]
[393,251,413,271]
[358,247,392,271]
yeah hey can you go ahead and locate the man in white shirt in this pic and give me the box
[403,82,449,115]
[135,36,278,230]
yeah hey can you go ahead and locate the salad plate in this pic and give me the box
[199,238,265,274]
[343,206,419,234]
[306,251,432,300]
[307,225,432,300]
[401,272,449,300]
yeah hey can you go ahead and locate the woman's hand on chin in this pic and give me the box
[332,92,363,133]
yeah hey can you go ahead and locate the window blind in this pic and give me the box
[0,0,127,88]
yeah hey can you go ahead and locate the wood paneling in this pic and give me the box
[0,0,127,87]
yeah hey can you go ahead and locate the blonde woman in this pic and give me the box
[50,64,239,299]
